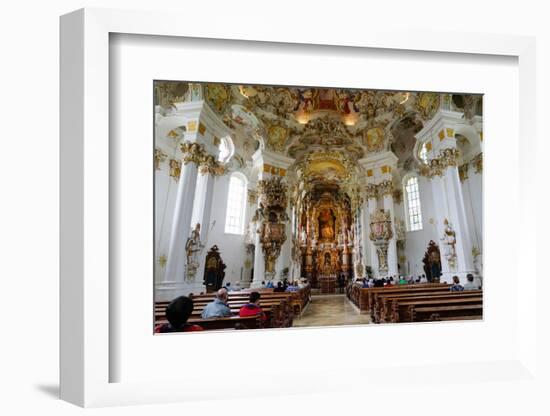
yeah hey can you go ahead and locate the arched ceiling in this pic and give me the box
[156,81,481,203]
[203,83,444,167]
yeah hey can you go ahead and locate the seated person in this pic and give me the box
[361,278,369,288]
[385,277,394,286]
[201,288,232,318]
[450,275,464,291]
[155,296,203,333]
[282,278,289,290]
[232,281,241,291]
[463,273,479,290]
[398,276,408,285]
[266,280,275,289]
[239,291,267,322]
[286,281,299,292]
[224,282,232,291]
[260,281,267,288]
[273,281,286,292]
[373,278,384,287]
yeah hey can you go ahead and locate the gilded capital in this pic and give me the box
[377,180,394,196]
[198,153,225,176]
[180,140,225,175]
[365,183,378,199]
[180,141,206,166]
[425,148,461,177]
[440,148,460,168]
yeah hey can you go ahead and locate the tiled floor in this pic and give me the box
[293,294,371,327]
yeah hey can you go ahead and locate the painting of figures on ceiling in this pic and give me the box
[154,81,483,334]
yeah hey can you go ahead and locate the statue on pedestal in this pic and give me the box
[440,218,457,270]
[185,223,204,280]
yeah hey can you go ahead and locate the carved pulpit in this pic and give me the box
[422,240,442,283]
[203,245,226,293]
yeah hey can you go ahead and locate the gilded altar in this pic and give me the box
[316,247,340,275]
[299,190,354,287]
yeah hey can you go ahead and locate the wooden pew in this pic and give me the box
[155,292,295,329]
[158,285,310,324]
[156,303,282,328]
[355,284,450,313]
[415,305,483,322]
[156,315,263,331]
[374,290,482,323]
[391,296,483,323]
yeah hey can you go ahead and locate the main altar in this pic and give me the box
[300,189,354,292]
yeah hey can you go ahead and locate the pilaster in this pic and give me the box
[417,110,477,283]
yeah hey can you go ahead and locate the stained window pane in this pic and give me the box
[405,176,423,231]
[225,175,246,234]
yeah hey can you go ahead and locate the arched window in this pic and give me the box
[218,136,234,164]
[224,173,247,234]
[404,176,423,231]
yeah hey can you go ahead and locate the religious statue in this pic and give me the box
[376,245,388,272]
[185,223,204,279]
[318,209,335,241]
[300,227,307,245]
[324,252,331,268]
[440,219,457,269]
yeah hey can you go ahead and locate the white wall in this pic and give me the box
[463,166,483,249]
[203,172,249,286]
[154,134,181,283]
[402,175,439,276]
[461,163,483,272]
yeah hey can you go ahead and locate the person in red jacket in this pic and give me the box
[155,296,204,333]
[239,291,267,322]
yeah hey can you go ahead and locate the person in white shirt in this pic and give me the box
[463,273,479,290]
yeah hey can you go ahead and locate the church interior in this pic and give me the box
[154,82,483,332]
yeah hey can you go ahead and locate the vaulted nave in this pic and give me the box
[154,82,483,332]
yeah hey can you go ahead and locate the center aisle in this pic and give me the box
[293,294,371,327]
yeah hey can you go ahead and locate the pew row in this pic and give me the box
[347,283,451,313]
[154,287,311,330]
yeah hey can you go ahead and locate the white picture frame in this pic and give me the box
[60,7,538,408]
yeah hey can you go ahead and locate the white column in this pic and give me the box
[190,171,215,291]
[442,165,475,282]
[162,161,199,292]
[360,199,371,274]
[275,205,292,279]
[383,192,398,277]
[251,221,265,287]
[429,174,451,282]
